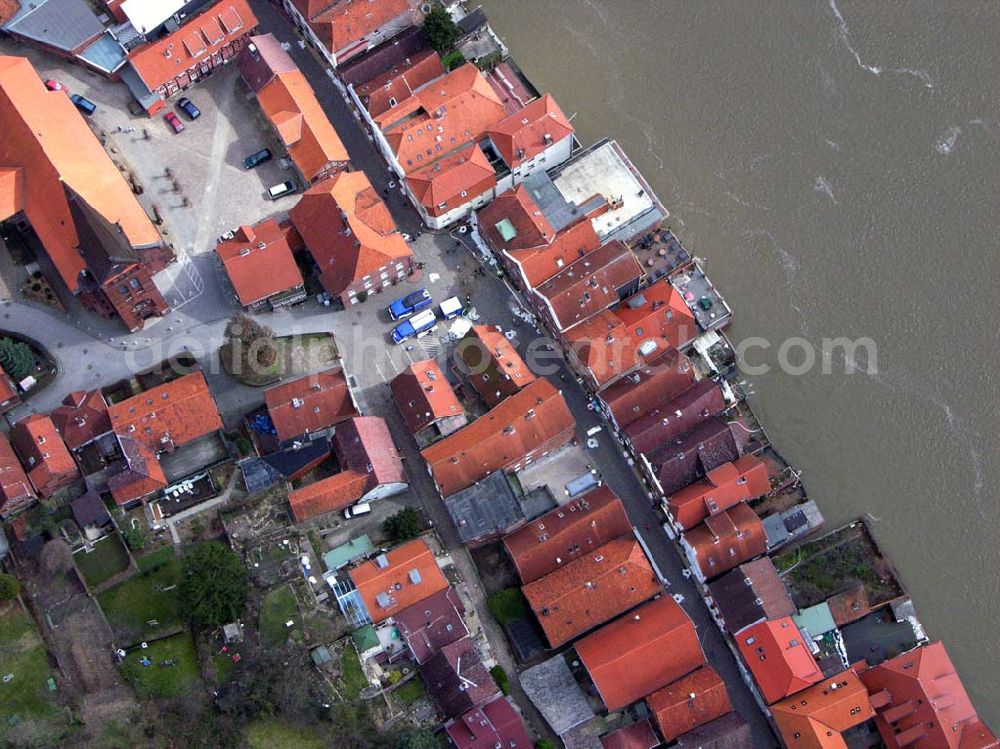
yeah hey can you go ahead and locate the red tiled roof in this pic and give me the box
[623,378,726,456]
[357,48,445,119]
[486,94,574,168]
[522,535,661,648]
[600,720,659,749]
[108,371,222,454]
[0,56,161,293]
[10,414,79,498]
[128,0,257,91]
[381,63,506,174]
[772,668,874,749]
[406,143,497,216]
[576,595,704,712]
[391,359,465,435]
[446,696,532,749]
[597,347,697,419]
[509,218,603,291]
[107,435,168,506]
[615,279,698,351]
[217,219,303,307]
[459,325,536,409]
[668,454,769,530]
[256,68,348,181]
[503,486,632,584]
[289,170,413,299]
[288,470,367,521]
[0,167,21,224]
[292,0,411,57]
[682,502,767,581]
[394,586,467,664]
[51,390,111,451]
[647,666,732,743]
[420,378,575,497]
[350,539,449,624]
[0,432,36,517]
[533,240,642,332]
[477,184,555,254]
[859,641,999,749]
[264,368,358,442]
[735,617,824,704]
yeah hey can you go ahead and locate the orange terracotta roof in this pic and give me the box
[257,69,348,181]
[107,371,223,453]
[350,539,449,624]
[522,535,661,648]
[293,0,411,57]
[859,641,999,749]
[128,0,257,91]
[406,143,497,215]
[10,414,79,498]
[0,166,22,221]
[51,389,112,451]
[477,184,556,254]
[736,617,824,704]
[503,486,632,584]
[289,170,413,298]
[647,666,733,743]
[107,436,168,506]
[486,94,574,168]
[0,0,19,26]
[288,470,367,521]
[0,56,161,292]
[597,347,697,419]
[772,669,875,749]
[668,455,769,530]
[217,218,304,307]
[390,359,465,435]
[420,378,574,497]
[357,48,445,119]
[575,595,704,712]
[264,367,358,442]
[509,218,602,290]
[459,325,536,409]
[0,431,36,517]
[382,63,506,174]
[682,502,768,581]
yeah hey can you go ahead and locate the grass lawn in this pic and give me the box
[337,644,368,702]
[0,603,66,744]
[259,584,300,648]
[120,632,201,699]
[136,545,175,573]
[211,652,236,685]
[394,676,425,706]
[98,558,183,645]
[74,533,131,588]
[487,588,528,626]
[245,720,326,749]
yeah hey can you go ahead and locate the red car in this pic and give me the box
[164,111,185,134]
[44,79,65,91]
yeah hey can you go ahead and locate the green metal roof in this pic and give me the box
[352,625,379,653]
[793,602,837,639]
[322,535,373,571]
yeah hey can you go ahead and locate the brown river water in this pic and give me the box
[480,0,1000,720]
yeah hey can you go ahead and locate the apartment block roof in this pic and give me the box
[264,367,358,443]
[217,218,304,307]
[575,595,705,712]
[0,55,161,293]
[706,557,796,635]
[128,0,256,91]
[442,470,525,546]
[356,47,445,119]
[108,371,223,453]
[598,347,697,421]
[291,0,411,57]
[459,325,536,409]
[486,94,574,169]
[393,586,467,665]
[51,390,112,451]
[420,377,574,497]
[349,539,449,624]
[390,359,465,435]
[647,666,733,744]
[10,413,78,496]
[503,486,632,584]
[625,378,727,456]
[772,669,875,749]
[683,502,767,581]
[736,617,824,704]
[0,432,35,516]
[446,696,532,749]
[522,534,660,648]
[289,170,413,299]
[533,240,642,332]
[668,454,769,531]
[859,641,999,749]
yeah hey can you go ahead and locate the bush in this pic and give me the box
[535,741,557,749]
[123,527,145,551]
[382,508,421,543]
[0,572,21,600]
[440,49,464,70]
[490,664,509,695]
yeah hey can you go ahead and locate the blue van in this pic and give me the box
[392,309,437,344]
[70,94,96,115]
[388,288,432,320]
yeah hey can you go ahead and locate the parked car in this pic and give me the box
[343,502,372,519]
[388,288,432,320]
[242,148,272,169]
[164,111,185,134]
[70,94,96,115]
[392,308,438,344]
[218,230,236,242]
[176,97,200,120]
[44,79,65,91]
[267,181,296,200]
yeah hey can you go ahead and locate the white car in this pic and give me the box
[343,502,372,519]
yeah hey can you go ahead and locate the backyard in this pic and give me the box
[74,533,131,588]
[337,643,369,702]
[259,584,301,648]
[98,556,184,644]
[245,720,327,749]
[119,632,201,699]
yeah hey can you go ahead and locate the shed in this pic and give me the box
[222,622,244,644]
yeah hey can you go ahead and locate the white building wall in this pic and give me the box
[282,0,338,66]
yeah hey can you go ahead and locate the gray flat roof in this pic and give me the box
[78,32,128,74]
[443,470,525,544]
[4,0,105,52]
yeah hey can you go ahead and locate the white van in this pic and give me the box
[267,181,296,200]
[343,502,372,519]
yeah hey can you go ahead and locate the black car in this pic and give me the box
[177,97,200,120]
[243,148,273,170]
